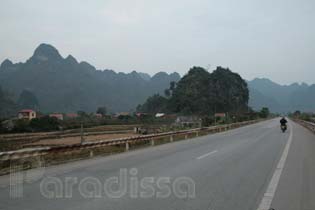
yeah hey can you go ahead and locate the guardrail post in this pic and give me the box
[0,119,262,176]
[125,142,129,151]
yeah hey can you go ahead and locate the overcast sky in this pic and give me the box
[1,0,314,84]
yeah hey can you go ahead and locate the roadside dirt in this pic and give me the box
[25,133,139,146]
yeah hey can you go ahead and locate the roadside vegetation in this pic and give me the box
[0,66,273,135]
[137,66,270,126]
[289,110,315,123]
[0,66,273,171]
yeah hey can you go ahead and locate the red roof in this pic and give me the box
[66,113,79,117]
[215,113,226,117]
[19,109,35,113]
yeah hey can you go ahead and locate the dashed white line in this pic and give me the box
[196,150,218,160]
[257,122,293,210]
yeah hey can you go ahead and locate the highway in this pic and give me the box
[0,118,314,210]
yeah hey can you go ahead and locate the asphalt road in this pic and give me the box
[271,121,315,210]
[0,118,314,210]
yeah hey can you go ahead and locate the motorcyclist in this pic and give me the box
[280,117,287,125]
[280,117,288,132]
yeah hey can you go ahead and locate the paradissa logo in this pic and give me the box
[40,168,195,199]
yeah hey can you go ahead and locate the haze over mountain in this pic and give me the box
[0,44,180,113]
[0,43,314,115]
[248,78,315,113]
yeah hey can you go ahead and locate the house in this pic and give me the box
[215,113,226,118]
[95,113,103,118]
[155,113,165,118]
[49,113,64,120]
[136,112,149,117]
[66,113,79,118]
[18,109,36,120]
[115,112,131,118]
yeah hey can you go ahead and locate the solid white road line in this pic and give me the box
[257,122,293,210]
[196,150,218,160]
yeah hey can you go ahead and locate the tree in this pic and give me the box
[13,119,31,132]
[164,81,177,98]
[170,81,176,91]
[293,110,301,117]
[164,89,171,98]
[17,90,39,110]
[209,66,249,113]
[139,66,249,116]
[169,66,212,115]
[96,106,107,115]
[259,107,270,118]
[300,112,312,121]
[137,94,168,113]
[77,111,89,118]
[29,116,60,131]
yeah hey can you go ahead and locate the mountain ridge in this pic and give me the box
[1,43,314,114]
[0,44,180,113]
[248,78,314,112]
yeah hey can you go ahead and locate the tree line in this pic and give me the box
[0,87,39,119]
[137,66,250,116]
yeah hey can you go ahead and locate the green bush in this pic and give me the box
[29,116,60,132]
[259,107,270,118]
[13,119,31,132]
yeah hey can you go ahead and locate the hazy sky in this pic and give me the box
[1,0,314,84]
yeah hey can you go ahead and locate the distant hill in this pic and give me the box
[1,43,313,116]
[0,44,180,114]
[0,86,18,118]
[139,66,249,115]
[248,78,314,113]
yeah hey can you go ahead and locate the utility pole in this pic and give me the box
[214,105,217,126]
[226,112,229,124]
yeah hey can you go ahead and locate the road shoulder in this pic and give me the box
[271,121,315,210]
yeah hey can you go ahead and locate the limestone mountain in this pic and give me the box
[0,44,180,113]
[248,78,313,113]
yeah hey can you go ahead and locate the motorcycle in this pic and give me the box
[281,124,287,133]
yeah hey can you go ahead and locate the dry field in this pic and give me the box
[25,132,139,147]
[0,124,140,151]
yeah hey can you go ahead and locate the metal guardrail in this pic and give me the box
[0,120,260,161]
[0,129,133,143]
[295,119,315,133]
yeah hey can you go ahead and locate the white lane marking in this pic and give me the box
[257,122,293,210]
[196,150,218,160]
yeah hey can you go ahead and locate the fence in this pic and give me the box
[294,119,315,133]
[0,120,261,175]
[0,120,260,161]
